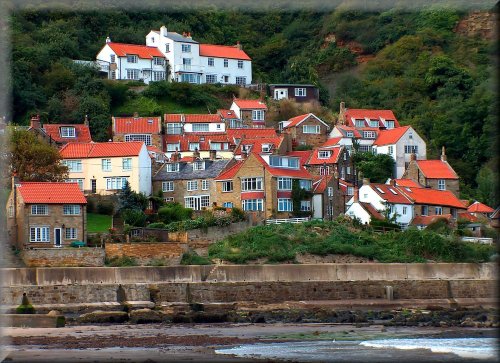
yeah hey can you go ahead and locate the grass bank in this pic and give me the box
[87,213,112,233]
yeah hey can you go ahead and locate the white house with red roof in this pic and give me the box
[7,178,88,249]
[96,38,167,84]
[230,99,268,127]
[164,114,225,135]
[146,26,252,85]
[60,141,151,195]
[338,103,400,130]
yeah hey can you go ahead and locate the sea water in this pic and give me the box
[216,337,498,362]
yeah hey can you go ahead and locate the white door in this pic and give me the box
[274,89,288,100]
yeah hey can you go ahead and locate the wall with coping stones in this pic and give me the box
[20,248,105,267]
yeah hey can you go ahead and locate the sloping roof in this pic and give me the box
[107,43,165,59]
[373,126,410,146]
[392,179,422,188]
[322,137,343,148]
[164,114,223,123]
[411,214,452,226]
[217,109,238,119]
[345,109,400,128]
[215,160,245,180]
[199,44,251,60]
[313,175,333,194]
[18,182,87,204]
[307,147,342,165]
[42,124,92,143]
[335,125,362,138]
[232,99,267,110]
[369,183,413,205]
[287,150,314,166]
[285,113,329,129]
[402,187,466,208]
[227,128,277,140]
[254,154,312,179]
[233,137,283,156]
[60,142,144,158]
[415,160,459,179]
[153,159,230,181]
[359,202,385,220]
[164,134,231,152]
[458,212,480,222]
[164,32,199,44]
[114,117,161,134]
[467,201,495,214]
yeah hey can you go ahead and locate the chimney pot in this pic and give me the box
[160,25,167,37]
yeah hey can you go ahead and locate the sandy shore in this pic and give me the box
[2,323,497,362]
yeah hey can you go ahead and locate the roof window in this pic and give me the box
[389,188,398,195]
[375,187,385,194]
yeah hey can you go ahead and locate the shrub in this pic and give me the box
[16,293,35,314]
[147,222,168,229]
[231,207,246,222]
[215,215,232,227]
[180,251,212,265]
[97,200,114,215]
[147,258,168,266]
[158,203,193,224]
[121,208,147,227]
[86,198,96,213]
[105,256,138,267]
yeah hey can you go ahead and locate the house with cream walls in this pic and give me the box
[59,141,151,196]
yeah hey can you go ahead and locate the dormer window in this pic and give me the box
[166,163,179,172]
[242,144,252,153]
[318,150,331,159]
[355,119,365,128]
[189,142,200,151]
[363,131,376,139]
[369,119,379,127]
[60,127,76,138]
[346,131,354,137]
[262,144,271,153]
[182,44,191,53]
[193,161,205,171]
[385,120,395,129]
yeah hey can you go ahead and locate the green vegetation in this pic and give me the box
[353,152,395,184]
[87,213,112,233]
[16,293,35,314]
[207,219,495,264]
[104,256,138,267]
[180,251,212,265]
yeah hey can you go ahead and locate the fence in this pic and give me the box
[265,217,310,225]
[461,236,494,245]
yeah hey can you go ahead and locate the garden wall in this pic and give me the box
[20,248,105,267]
[105,243,187,265]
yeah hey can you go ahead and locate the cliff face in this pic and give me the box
[454,11,497,40]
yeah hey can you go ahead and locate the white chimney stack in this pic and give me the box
[106,36,111,43]
[160,26,167,37]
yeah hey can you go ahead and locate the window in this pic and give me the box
[363,131,376,139]
[223,59,228,67]
[166,143,180,152]
[202,180,209,190]
[242,199,263,211]
[106,177,128,190]
[327,187,333,197]
[31,205,48,215]
[30,226,50,242]
[126,69,139,80]
[63,205,81,215]
[278,177,292,190]
[269,156,299,169]
[422,205,428,216]
[208,58,214,66]
[235,77,246,86]
[210,142,222,151]
[165,197,174,203]
[187,180,198,191]
[320,166,329,175]
[165,43,170,52]
[346,131,354,137]
[451,208,457,219]
[122,158,132,171]
[369,120,379,127]
[165,163,180,172]
[359,145,371,153]
[110,54,115,63]
[385,120,395,129]
[222,181,233,192]
[192,123,209,132]
[237,60,243,69]
[65,179,84,190]
[184,195,210,210]
[189,142,200,151]
[405,145,418,154]
[223,75,229,82]
[388,146,394,155]
[60,127,75,138]
[355,119,365,128]
[294,88,306,97]
[346,166,351,174]
[223,202,233,208]
[166,123,183,135]
[403,206,407,215]
[8,205,14,218]
[153,71,165,81]
[299,180,312,191]
[435,206,443,215]
[180,73,199,84]
[127,55,138,63]
[438,179,446,190]
[261,144,271,153]
[241,177,263,191]
[193,161,205,171]
[125,134,152,146]
[318,150,331,159]
[278,198,293,212]
[229,119,243,128]
[347,187,354,195]
[206,74,217,84]
[162,181,174,192]
[300,200,311,211]
[63,160,82,172]
[303,125,320,134]
[153,57,165,66]
[65,228,77,240]
[182,44,191,52]
[252,110,264,121]
[102,159,112,172]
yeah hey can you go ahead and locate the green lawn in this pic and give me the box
[157,98,209,114]
[87,213,112,233]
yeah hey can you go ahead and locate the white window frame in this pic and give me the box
[189,142,200,151]
[355,119,365,128]
[294,88,306,97]
[237,60,243,69]
[278,198,293,212]
[346,131,354,137]
[126,68,139,80]
[162,181,174,192]
[181,44,191,53]
[299,179,312,191]
[277,177,292,191]
[65,178,84,190]
[252,110,264,121]
[235,77,246,86]
[223,59,228,67]
[122,158,132,171]
[65,227,77,240]
[208,58,214,66]
[435,206,443,215]
[187,180,198,191]
[110,54,116,63]
[127,54,138,63]
[320,166,330,175]
[363,131,376,139]
[303,125,320,134]
[422,205,429,216]
[369,120,379,127]
[318,150,331,159]
[102,159,112,172]
[153,57,165,66]
[31,205,48,215]
[30,226,50,242]
[165,163,180,172]
[166,123,183,135]
[63,205,81,215]
[166,143,180,152]
[206,74,217,84]
[60,127,76,138]
[153,71,165,81]
[300,200,311,212]
[405,145,418,154]
[241,177,263,191]
[222,181,233,192]
[105,177,128,190]
[242,199,263,211]
[327,187,334,197]
[125,134,152,146]
[438,179,446,190]
[193,161,205,171]
[202,180,210,190]
[63,160,82,172]
[165,197,175,203]
[192,123,209,132]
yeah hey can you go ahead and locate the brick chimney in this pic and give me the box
[133,112,139,119]
[235,41,242,50]
[209,149,217,160]
[338,101,347,125]
[30,114,41,130]
[84,114,89,127]
[171,148,180,162]
[193,148,200,159]
[410,152,417,161]
[353,187,359,203]
[440,146,447,162]
[187,32,191,38]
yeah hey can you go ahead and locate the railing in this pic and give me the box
[265,217,310,225]
[461,237,494,245]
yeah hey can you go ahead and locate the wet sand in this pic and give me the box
[2,323,497,362]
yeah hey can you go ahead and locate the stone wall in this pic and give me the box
[105,243,187,265]
[20,248,105,267]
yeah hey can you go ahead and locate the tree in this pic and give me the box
[10,129,68,181]
[354,152,395,183]
[117,181,148,212]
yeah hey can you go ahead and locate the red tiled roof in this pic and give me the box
[232,99,267,110]
[336,125,362,138]
[241,191,265,200]
[344,109,400,128]
[217,109,238,118]
[287,151,313,166]
[373,126,410,146]
[227,128,277,140]
[18,182,87,204]
[42,124,92,144]
[254,154,312,179]
[415,160,458,179]
[60,142,144,158]
[467,201,495,214]
[359,202,385,220]
[393,179,422,188]
[322,137,343,148]
[339,179,354,194]
[199,44,251,60]
[107,42,165,59]
[234,137,283,155]
[370,183,413,205]
[215,160,244,180]
[164,114,222,123]
[147,145,163,154]
[411,214,453,226]
[165,114,182,122]
[402,187,466,209]
[113,117,161,134]
[458,212,479,222]
[307,147,342,165]
[313,175,333,194]
[164,134,231,152]
[286,114,309,128]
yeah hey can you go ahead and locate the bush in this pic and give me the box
[105,256,138,267]
[231,207,246,222]
[86,198,96,213]
[180,251,212,265]
[121,208,147,227]
[97,200,114,215]
[158,203,193,224]
[147,258,168,266]
[147,222,167,229]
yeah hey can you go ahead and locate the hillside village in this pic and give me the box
[4,23,498,267]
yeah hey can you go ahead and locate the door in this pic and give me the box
[54,228,62,247]
[274,89,288,100]
[91,179,97,194]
